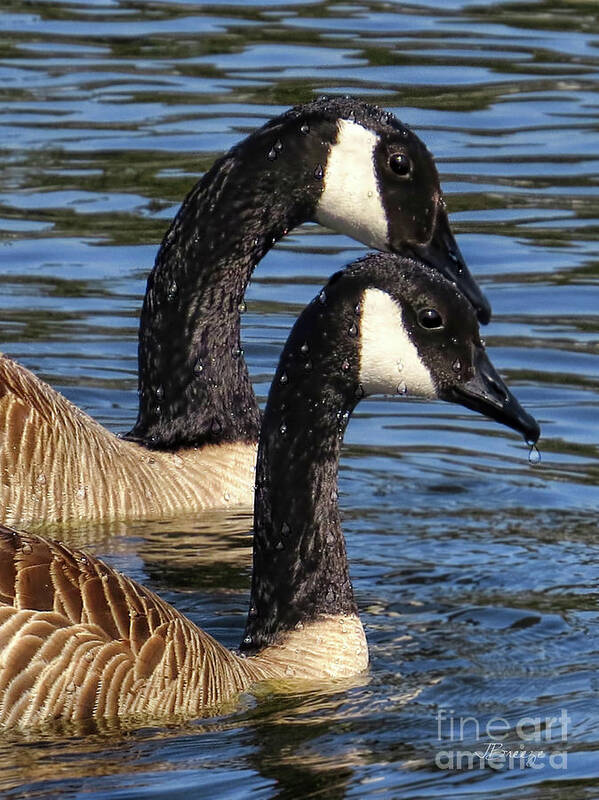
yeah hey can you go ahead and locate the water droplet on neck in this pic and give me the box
[527,442,541,465]
[275,540,284,551]
[238,300,247,313]
[243,634,253,645]
[355,383,365,399]
[300,342,309,355]
[231,346,243,358]
[22,542,32,555]
[452,358,462,373]
[167,281,178,301]
[155,385,164,400]
[300,122,310,135]
[194,360,204,375]
[396,360,404,372]
[354,303,361,315]
[249,605,258,619]
[304,360,312,371]
[348,323,358,337]
[337,409,350,427]
[274,138,283,152]
[279,423,287,436]
[267,148,277,161]
[279,371,288,385]
[341,359,350,371]
[318,289,327,304]
[314,163,324,180]
[397,381,408,395]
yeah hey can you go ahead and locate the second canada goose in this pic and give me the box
[0,97,490,527]
[0,253,537,729]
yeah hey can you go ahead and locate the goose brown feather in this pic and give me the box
[0,526,367,728]
[0,355,255,527]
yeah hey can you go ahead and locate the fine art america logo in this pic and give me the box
[435,708,569,770]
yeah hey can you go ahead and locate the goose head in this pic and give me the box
[350,259,538,441]
[276,97,491,323]
[264,251,538,453]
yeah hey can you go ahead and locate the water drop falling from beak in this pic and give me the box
[527,441,541,465]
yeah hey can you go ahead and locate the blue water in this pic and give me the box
[0,0,598,797]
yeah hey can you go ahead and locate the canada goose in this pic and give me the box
[0,253,536,729]
[0,96,490,527]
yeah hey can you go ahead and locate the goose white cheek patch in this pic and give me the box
[358,288,436,398]
[315,119,389,251]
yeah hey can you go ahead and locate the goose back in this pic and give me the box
[0,526,366,727]
[0,526,264,725]
[0,356,255,527]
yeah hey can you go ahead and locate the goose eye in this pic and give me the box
[389,152,412,178]
[418,308,444,330]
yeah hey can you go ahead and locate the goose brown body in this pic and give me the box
[0,355,255,527]
[0,526,367,728]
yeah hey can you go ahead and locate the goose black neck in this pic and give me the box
[126,119,331,450]
[241,292,361,653]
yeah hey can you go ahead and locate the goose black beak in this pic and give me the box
[441,346,540,444]
[406,208,492,325]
